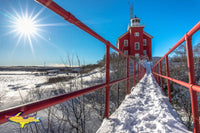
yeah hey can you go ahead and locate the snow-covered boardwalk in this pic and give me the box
[97,62,190,133]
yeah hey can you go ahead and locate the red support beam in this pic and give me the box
[155,66,157,82]
[105,45,110,118]
[159,62,163,90]
[165,55,172,103]
[134,62,136,86]
[137,64,139,83]
[141,65,143,79]
[141,66,143,79]
[157,64,160,85]
[185,34,199,133]
[141,67,143,79]
[139,65,141,80]
[143,67,145,77]
[155,66,156,82]
[126,58,129,94]
[156,65,159,83]
[155,65,157,82]
[158,65,159,83]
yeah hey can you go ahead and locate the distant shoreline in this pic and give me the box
[0,66,75,72]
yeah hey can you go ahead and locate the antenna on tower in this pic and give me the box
[128,2,133,19]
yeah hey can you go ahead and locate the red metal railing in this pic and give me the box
[152,21,200,133]
[0,0,146,124]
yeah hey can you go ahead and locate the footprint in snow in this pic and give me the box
[143,114,157,121]
[145,123,156,129]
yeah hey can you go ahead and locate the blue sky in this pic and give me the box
[0,0,200,66]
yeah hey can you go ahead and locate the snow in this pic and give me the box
[0,67,105,110]
[97,62,191,133]
[0,67,106,133]
[0,63,192,132]
[0,71,47,109]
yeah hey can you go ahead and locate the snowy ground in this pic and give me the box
[0,71,47,109]
[97,62,191,133]
[0,62,191,132]
[0,68,105,133]
[0,68,104,110]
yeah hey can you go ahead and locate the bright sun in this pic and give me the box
[15,17,37,35]
[10,13,41,54]
[5,6,60,55]
[5,7,46,54]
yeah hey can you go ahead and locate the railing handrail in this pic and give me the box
[0,0,146,125]
[34,0,133,62]
[152,21,200,133]
[154,21,200,67]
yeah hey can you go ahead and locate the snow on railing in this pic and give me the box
[152,21,200,133]
[0,0,146,124]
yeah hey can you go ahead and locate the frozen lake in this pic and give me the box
[0,67,105,133]
[0,68,104,111]
[0,71,48,110]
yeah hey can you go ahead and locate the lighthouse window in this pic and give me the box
[143,50,147,55]
[124,50,128,55]
[143,39,147,46]
[135,32,139,37]
[124,40,128,47]
[135,42,140,50]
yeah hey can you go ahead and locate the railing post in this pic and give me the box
[139,65,141,80]
[155,65,158,83]
[143,67,145,77]
[152,67,154,77]
[185,34,199,133]
[159,62,163,90]
[141,67,143,78]
[141,66,142,79]
[165,55,172,103]
[155,66,156,79]
[137,64,139,83]
[105,44,110,118]
[141,66,143,78]
[156,64,159,84]
[157,65,159,83]
[126,57,129,94]
[155,65,157,82]
[134,62,136,86]
[141,67,144,77]
[158,64,160,85]
[159,65,160,84]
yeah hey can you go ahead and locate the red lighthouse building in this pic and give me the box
[117,15,153,60]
